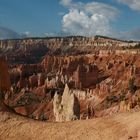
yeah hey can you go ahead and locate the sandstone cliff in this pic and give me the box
[4,53,140,121]
[1,36,140,122]
[0,58,11,91]
[0,58,11,111]
[0,36,139,64]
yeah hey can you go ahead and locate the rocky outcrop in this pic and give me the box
[41,55,99,89]
[0,36,139,64]
[0,58,11,111]
[4,52,140,121]
[53,84,80,122]
[73,64,99,88]
[10,64,45,89]
[0,58,11,91]
[10,55,99,90]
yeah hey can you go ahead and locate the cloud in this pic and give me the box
[60,0,119,37]
[58,12,65,16]
[44,32,57,37]
[20,31,32,38]
[0,26,20,39]
[119,28,140,40]
[60,0,72,6]
[118,0,140,11]
[23,31,30,36]
[62,9,113,36]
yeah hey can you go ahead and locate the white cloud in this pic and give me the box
[59,0,140,40]
[60,1,119,37]
[62,9,113,36]
[23,31,30,36]
[0,26,20,39]
[118,28,140,40]
[60,0,72,6]
[118,0,140,11]
[44,32,57,37]
[21,31,32,38]
[58,12,65,16]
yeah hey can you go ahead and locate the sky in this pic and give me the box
[0,0,140,40]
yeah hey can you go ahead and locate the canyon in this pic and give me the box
[0,36,138,64]
[4,53,140,121]
[0,36,140,139]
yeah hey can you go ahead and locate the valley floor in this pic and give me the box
[0,111,140,140]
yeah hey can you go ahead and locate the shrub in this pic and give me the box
[128,77,136,93]
[133,43,140,49]
[0,92,3,100]
[106,95,118,103]
[70,115,78,121]
[29,114,35,119]
[119,90,126,101]
[40,114,48,121]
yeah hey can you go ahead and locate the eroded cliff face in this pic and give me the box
[1,52,139,122]
[0,58,11,111]
[0,58,11,92]
[1,36,140,122]
[5,55,99,121]
[0,36,138,64]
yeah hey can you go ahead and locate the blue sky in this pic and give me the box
[0,0,140,39]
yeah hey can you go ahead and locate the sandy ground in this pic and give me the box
[0,111,140,140]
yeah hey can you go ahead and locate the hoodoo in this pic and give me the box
[53,84,80,122]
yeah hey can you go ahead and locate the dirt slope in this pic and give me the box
[0,111,140,140]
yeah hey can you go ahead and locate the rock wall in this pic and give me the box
[73,64,99,88]
[0,58,11,91]
[0,36,139,64]
[2,46,140,121]
[0,58,11,111]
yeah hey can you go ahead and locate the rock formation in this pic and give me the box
[0,58,11,91]
[0,36,140,122]
[0,36,139,64]
[0,58,11,111]
[53,84,80,122]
